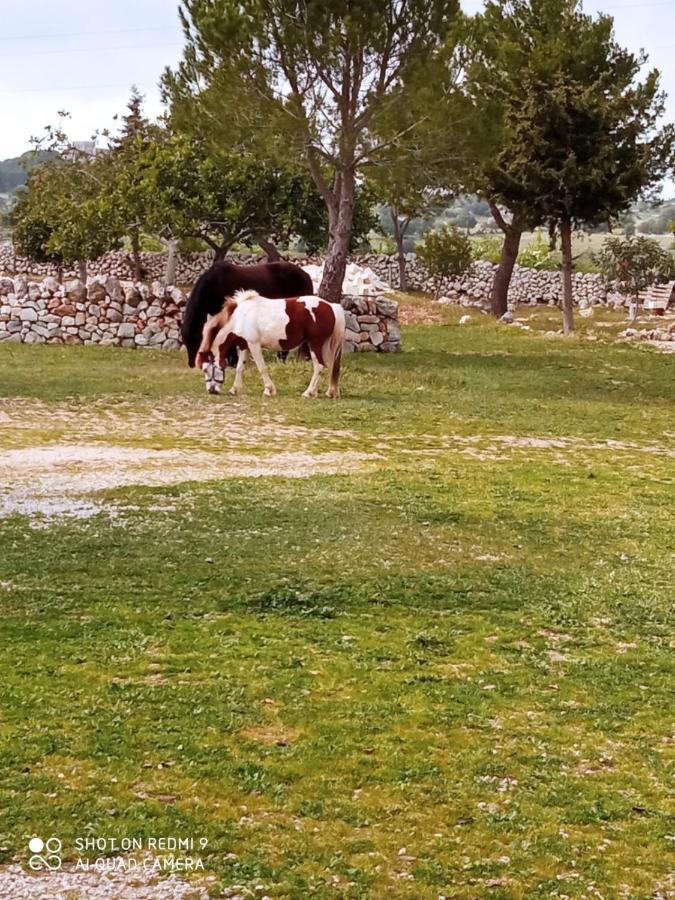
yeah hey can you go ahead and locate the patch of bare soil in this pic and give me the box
[0,862,210,900]
[0,444,376,521]
[240,723,302,747]
[398,301,447,325]
[0,399,378,522]
[0,397,354,452]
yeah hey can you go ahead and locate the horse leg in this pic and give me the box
[229,348,248,395]
[248,343,277,396]
[302,349,324,399]
[326,344,342,399]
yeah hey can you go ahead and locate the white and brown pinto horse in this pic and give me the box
[196,290,345,399]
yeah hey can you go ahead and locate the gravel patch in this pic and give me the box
[0,862,210,899]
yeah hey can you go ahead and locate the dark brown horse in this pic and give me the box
[181,260,313,367]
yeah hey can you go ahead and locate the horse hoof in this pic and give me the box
[228,387,240,396]
[302,391,317,399]
[263,387,277,397]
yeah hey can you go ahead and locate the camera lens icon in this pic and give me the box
[28,837,62,871]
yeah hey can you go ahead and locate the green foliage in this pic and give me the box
[467,0,675,325]
[637,207,675,234]
[417,223,473,296]
[517,234,559,271]
[144,133,376,256]
[572,253,601,275]
[595,235,674,299]
[164,0,462,299]
[480,0,674,234]
[370,231,397,255]
[10,190,61,265]
[11,152,122,267]
[10,91,378,268]
[471,234,503,264]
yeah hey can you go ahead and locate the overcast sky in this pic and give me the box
[0,0,673,191]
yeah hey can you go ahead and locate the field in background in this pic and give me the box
[0,305,673,898]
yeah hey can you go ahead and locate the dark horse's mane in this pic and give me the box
[181,260,313,367]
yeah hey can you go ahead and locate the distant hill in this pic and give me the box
[378,194,675,248]
[0,150,54,194]
[0,152,55,236]
[0,154,30,194]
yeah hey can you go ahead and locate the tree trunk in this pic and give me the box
[491,227,521,317]
[560,216,575,335]
[257,236,282,262]
[319,169,355,304]
[131,230,142,282]
[489,204,523,318]
[213,244,228,263]
[164,239,178,286]
[78,260,87,283]
[628,295,639,321]
[390,208,409,292]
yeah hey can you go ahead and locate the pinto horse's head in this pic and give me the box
[202,360,225,395]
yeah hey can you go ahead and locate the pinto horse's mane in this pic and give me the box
[181,261,313,367]
[231,289,262,304]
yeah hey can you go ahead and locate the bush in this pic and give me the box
[417,224,473,298]
[595,236,674,319]
[472,235,503,264]
[573,254,600,274]
[517,233,559,270]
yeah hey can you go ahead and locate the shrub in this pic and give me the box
[517,233,559,270]
[417,224,473,298]
[595,235,674,319]
[472,235,503,264]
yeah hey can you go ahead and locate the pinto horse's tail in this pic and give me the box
[326,303,345,399]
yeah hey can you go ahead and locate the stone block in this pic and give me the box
[117,323,136,339]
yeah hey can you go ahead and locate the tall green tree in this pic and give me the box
[471,0,674,332]
[144,134,377,262]
[164,0,462,302]
[11,144,122,281]
[107,88,164,280]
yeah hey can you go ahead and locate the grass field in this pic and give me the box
[0,304,673,898]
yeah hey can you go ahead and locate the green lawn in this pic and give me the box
[0,308,673,898]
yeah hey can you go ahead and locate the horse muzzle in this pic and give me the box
[202,362,225,395]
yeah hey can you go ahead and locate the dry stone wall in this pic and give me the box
[0,275,400,353]
[0,242,613,306]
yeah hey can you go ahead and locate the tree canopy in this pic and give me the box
[470,0,675,331]
[164,0,463,301]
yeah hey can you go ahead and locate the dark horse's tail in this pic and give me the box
[182,261,313,367]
